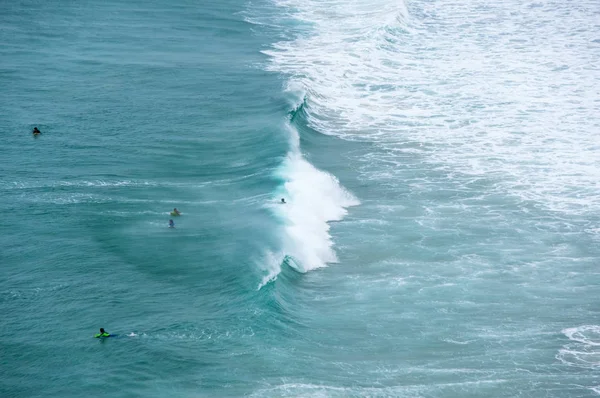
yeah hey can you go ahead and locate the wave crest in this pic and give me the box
[259,120,358,288]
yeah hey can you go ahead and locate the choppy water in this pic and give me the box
[2,0,599,397]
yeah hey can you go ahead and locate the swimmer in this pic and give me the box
[94,328,111,338]
[32,127,41,135]
[169,219,175,228]
[173,208,181,216]
[281,198,286,204]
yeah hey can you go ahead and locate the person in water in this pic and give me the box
[32,127,41,135]
[94,328,110,338]
[173,208,181,215]
[169,219,175,228]
[281,198,286,204]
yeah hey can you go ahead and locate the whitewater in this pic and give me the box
[261,0,600,215]
[261,96,359,286]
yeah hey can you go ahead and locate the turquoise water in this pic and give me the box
[2,0,600,396]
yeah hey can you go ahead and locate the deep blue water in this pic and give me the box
[2,0,600,397]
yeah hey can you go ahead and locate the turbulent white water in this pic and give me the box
[558,325,600,369]
[260,119,359,287]
[264,0,600,216]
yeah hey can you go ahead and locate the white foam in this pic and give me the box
[563,325,600,346]
[276,149,359,272]
[261,0,600,215]
[259,120,358,283]
[557,325,600,369]
[248,379,507,397]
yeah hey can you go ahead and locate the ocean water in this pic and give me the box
[1,0,599,396]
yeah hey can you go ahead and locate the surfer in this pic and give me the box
[172,208,181,216]
[32,127,41,135]
[281,198,286,204]
[94,328,111,338]
[169,219,175,228]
